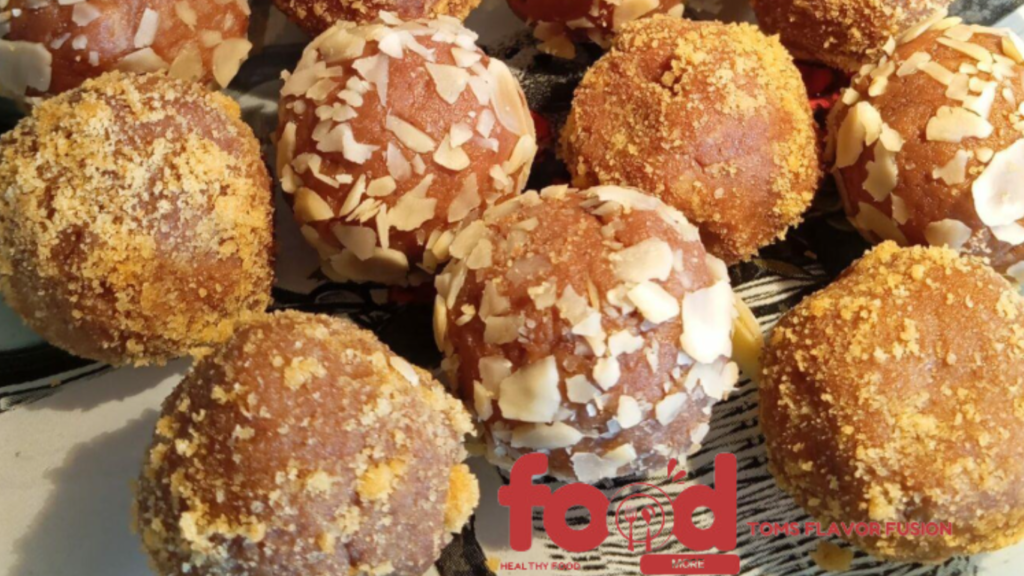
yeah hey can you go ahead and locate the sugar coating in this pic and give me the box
[752,0,952,73]
[761,242,1024,562]
[827,18,1024,281]
[560,16,820,264]
[0,72,273,366]
[0,0,252,103]
[134,311,477,576]
[435,185,740,483]
[273,0,481,35]
[276,13,536,285]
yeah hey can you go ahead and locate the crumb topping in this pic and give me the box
[0,71,273,365]
[135,311,477,575]
[560,15,820,264]
[762,242,1024,562]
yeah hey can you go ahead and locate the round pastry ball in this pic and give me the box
[761,242,1024,562]
[827,20,1024,282]
[0,72,273,366]
[135,311,478,576]
[0,0,253,103]
[434,185,740,483]
[273,0,481,36]
[751,0,952,74]
[506,0,684,57]
[560,16,820,264]
[276,14,537,285]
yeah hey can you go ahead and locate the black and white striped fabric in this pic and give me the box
[1,1,1021,575]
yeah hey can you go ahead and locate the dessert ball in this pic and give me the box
[761,242,1024,562]
[506,0,684,58]
[751,0,952,74]
[276,14,537,285]
[0,0,253,104]
[273,0,481,36]
[135,311,478,576]
[827,20,1024,282]
[561,16,820,264]
[0,72,273,366]
[434,185,740,483]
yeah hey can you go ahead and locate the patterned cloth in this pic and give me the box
[1,0,1022,574]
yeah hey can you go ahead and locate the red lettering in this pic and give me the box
[671,454,738,552]
[544,483,610,552]
[498,453,553,551]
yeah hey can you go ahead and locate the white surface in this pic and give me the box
[4,4,1024,576]
[0,363,185,576]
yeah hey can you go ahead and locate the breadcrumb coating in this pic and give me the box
[272,0,481,35]
[0,72,274,366]
[134,311,477,576]
[761,242,1024,562]
[560,16,820,264]
[752,0,952,73]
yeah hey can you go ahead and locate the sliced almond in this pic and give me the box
[972,139,1024,226]
[294,188,334,222]
[926,106,993,143]
[386,115,436,153]
[498,356,561,423]
[331,224,377,260]
[433,135,471,171]
[212,38,252,88]
[610,238,673,283]
[424,62,470,104]
[570,445,637,483]
[924,219,973,249]
[680,281,734,364]
[628,282,680,325]
[511,423,583,449]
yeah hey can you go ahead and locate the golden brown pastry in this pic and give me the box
[272,0,481,35]
[560,16,820,264]
[751,0,953,73]
[762,242,1024,562]
[0,72,273,366]
[506,0,685,58]
[435,185,739,482]
[276,14,536,285]
[0,0,252,103]
[135,311,478,576]
[827,17,1024,282]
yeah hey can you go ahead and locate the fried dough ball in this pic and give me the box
[434,185,740,483]
[0,72,273,366]
[276,14,537,285]
[506,0,684,58]
[272,0,481,36]
[761,242,1024,562]
[751,0,952,74]
[560,16,820,264]
[827,19,1024,283]
[135,311,478,576]
[0,0,253,104]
